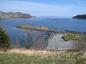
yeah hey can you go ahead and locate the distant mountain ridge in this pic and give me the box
[73,14,86,19]
[0,11,32,18]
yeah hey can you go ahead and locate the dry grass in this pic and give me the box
[0,48,86,58]
[0,48,86,64]
[7,49,66,57]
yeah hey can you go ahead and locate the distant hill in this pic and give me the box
[0,11,32,18]
[73,14,86,19]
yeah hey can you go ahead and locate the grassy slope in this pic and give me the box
[0,52,86,64]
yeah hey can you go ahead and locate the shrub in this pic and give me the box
[62,33,78,41]
[78,35,86,42]
[0,27,10,49]
[63,33,86,42]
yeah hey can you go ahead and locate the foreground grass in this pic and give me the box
[0,52,86,64]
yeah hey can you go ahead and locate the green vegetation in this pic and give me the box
[78,35,86,42]
[63,33,78,41]
[63,33,86,42]
[0,53,86,64]
[0,27,10,49]
[36,27,48,30]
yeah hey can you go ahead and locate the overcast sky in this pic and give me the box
[0,0,86,17]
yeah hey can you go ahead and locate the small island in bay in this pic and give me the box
[16,25,49,31]
[73,14,86,19]
[0,11,32,18]
[16,25,60,33]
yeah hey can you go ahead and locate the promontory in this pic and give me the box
[73,14,86,19]
[0,11,32,18]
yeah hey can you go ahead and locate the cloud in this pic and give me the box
[0,1,86,17]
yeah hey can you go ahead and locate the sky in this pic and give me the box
[0,0,86,17]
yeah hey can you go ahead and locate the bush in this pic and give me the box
[63,33,86,42]
[0,27,10,49]
[62,33,78,41]
[78,35,86,42]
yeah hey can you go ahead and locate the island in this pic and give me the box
[16,25,49,31]
[16,25,60,33]
[0,11,32,18]
[73,14,86,19]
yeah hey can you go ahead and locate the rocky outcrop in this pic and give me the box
[0,11,32,18]
[47,33,83,51]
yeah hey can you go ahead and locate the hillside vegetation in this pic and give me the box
[0,11,32,18]
[73,14,86,19]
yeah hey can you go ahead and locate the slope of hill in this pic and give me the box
[73,14,86,19]
[0,11,32,18]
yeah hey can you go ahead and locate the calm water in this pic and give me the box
[0,18,86,48]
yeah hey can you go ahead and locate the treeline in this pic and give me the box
[73,14,86,19]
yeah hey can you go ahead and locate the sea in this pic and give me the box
[0,17,86,48]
